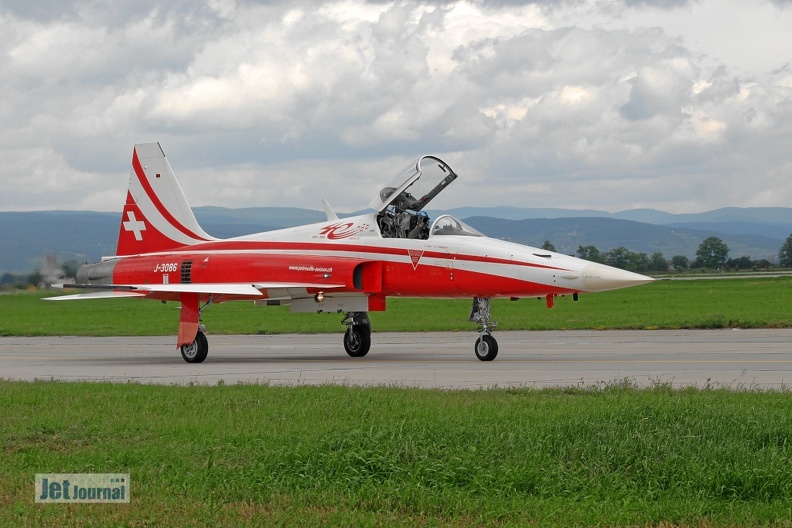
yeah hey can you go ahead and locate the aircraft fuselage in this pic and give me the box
[79,212,650,307]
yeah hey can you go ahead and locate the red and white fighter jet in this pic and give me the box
[50,142,652,362]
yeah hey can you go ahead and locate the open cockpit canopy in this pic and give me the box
[372,155,472,240]
[369,155,457,214]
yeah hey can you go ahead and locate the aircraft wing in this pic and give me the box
[134,283,264,295]
[46,282,346,301]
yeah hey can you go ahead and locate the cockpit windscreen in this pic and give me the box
[429,215,484,238]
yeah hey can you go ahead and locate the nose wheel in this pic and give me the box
[469,297,498,361]
[475,333,498,361]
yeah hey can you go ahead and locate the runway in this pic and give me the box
[1,329,791,389]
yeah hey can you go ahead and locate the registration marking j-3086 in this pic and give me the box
[153,263,178,273]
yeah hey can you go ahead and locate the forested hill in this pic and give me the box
[1,207,788,273]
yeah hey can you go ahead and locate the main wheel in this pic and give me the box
[344,325,371,357]
[181,331,209,363]
[474,334,498,361]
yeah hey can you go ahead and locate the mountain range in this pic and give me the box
[1,206,789,273]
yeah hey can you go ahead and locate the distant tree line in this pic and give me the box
[571,235,781,273]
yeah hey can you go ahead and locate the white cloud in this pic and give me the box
[0,0,790,215]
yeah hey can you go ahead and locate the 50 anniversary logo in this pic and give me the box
[319,222,369,240]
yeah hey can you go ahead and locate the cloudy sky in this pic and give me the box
[1,0,791,215]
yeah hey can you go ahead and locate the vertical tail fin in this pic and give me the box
[116,142,216,256]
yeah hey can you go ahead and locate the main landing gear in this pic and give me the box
[469,297,498,361]
[179,295,214,364]
[181,326,208,363]
[342,312,372,357]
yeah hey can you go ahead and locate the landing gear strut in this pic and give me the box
[469,297,498,361]
[179,295,215,364]
[342,312,371,357]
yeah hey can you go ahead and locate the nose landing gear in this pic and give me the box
[469,297,498,361]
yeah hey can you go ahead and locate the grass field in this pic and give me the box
[2,381,792,527]
[2,277,792,526]
[2,276,792,336]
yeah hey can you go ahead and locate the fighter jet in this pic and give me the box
[49,143,652,362]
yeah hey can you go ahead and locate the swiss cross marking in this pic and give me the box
[123,211,146,241]
[408,249,424,270]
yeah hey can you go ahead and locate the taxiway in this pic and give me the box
[1,329,790,389]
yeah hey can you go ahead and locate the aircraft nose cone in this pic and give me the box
[581,263,654,292]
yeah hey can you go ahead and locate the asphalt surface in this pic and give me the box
[2,329,791,389]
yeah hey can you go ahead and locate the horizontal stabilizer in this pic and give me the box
[44,291,146,301]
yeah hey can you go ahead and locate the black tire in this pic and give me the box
[474,334,498,361]
[344,326,371,357]
[181,331,209,363]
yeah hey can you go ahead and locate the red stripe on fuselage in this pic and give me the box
[159,240,571,272]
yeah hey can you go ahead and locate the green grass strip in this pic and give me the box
[2,380,792,526]
[3,276,792,336]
